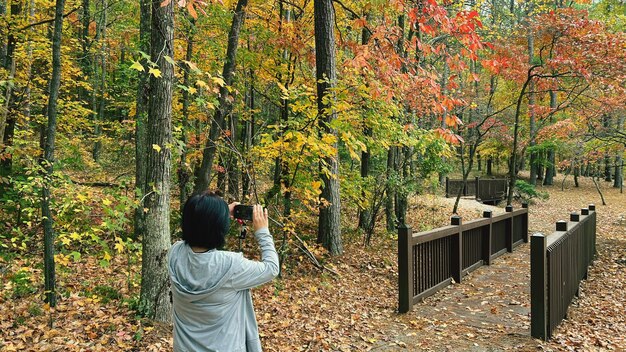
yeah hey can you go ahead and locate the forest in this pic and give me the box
[0,0,625,350]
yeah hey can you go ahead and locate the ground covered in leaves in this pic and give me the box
[1,175,624,351]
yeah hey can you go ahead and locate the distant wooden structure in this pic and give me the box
[445,177,508,205]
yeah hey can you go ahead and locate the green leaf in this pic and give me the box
[164,55,176,65]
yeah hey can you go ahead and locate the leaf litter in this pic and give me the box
[0,174,624,351]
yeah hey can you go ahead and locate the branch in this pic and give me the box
[19,7,80,31]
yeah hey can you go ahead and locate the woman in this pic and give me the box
[168,192,279,352]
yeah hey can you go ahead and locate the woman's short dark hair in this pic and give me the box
[182,192,230,249]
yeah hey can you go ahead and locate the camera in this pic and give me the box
[233,205,254,221]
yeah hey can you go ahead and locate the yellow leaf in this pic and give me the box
[211,76,225,87]
[70,232,81,240]
[114,237,125,253]
[102,198,112,206]
[195,80,208,88]
[148,68,162,78]
[152,144,162,152]
[103,252,112,261]
[188,87,197,94]
[129,60,145,72]
[61,237,71,246]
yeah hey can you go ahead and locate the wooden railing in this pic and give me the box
[398,204,529,313]
[445,177,508,204]
[530,205,597,340]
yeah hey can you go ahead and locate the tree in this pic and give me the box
[314,0,342,255]
[134,0,151,239]
[139,0,174,322]
[41,0,66,308]
[193,0,249,195]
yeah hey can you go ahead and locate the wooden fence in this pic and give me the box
[445,177,508,204]
[398,204,529,313]
[530,205,597,340]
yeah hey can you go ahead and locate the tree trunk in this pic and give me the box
[241,68,254,201]
[92,0,107,162]
[604,154,612,182]
[79,0,90,103]
[179,18,195,213]
[507,69,534,205]
[385,147,396,231]
[0,2,21,173]
[613,155,622,189]
[358,18,371,231]
[139,0,174,322]
[614,116,624,189]
[193,0,248,194]
[543,91,556,185]
[314,0,342,255]
[133,0,150,239]
[41,0,66,308]
[528,34,538,186]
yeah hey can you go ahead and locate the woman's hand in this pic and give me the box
[228,202,240,219]
[252,204,268,231]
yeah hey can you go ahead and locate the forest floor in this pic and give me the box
[1,174,624,351]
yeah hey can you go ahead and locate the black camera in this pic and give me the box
[233,205,254,221]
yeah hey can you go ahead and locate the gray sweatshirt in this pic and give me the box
[168,228,279,352]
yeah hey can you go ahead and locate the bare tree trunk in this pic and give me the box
[92,0,107,162]
[41,0,66,309]
[314,0,342,255]
[385,147,396,231]
[179,17,195,213]
[139,0,174,322]
[0,1,21,173]
[134,0,150,239]
[543,90,557,185]
[528,33,538,186]
[507,69,535,205]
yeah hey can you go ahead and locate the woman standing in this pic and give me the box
[168,192,279,351]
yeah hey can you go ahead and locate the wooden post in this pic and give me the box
[530,233,548,340]
[451,215,462,284]
[556,220,568,231]
[445,177,449,198]
[505,205,513,252]
[482,210,493,265]
[588,204,596,258]
[398,225,413,313]
[475,176,480,201]
[522,202,529,242]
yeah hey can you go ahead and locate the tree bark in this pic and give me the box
[358,15,371,231]
[385,147,396,231]
[528,33,538,186]
[193,0,248,194]
[507,68,535,205]
[133,0,150,239]
[41,0,66,308]
[0,2,21,173]
[92,0,107,162]
[543,90,557,185]
[139,0,174,322]
[314,0,342,255]
[179,17,195,213]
